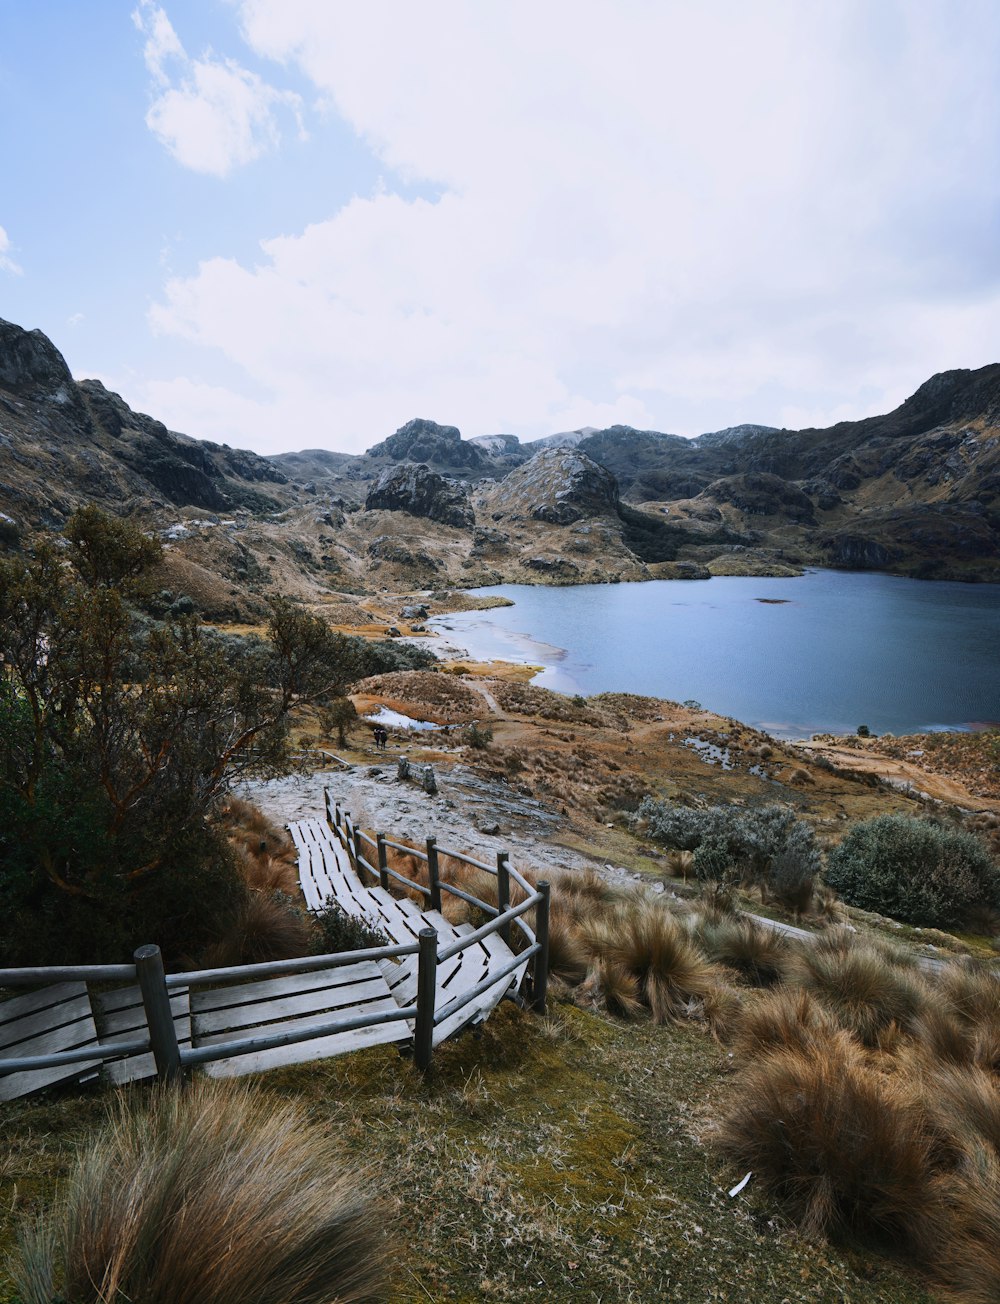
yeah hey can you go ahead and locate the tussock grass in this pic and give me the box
[199,892,313,967]
[574,957,643,1018]
[695,914,792,987]
[918,1064,1000,1162]
[733,987,843,1062]
[789,940,929,1047]
[930,1151,1000,1304]
[11,1078,388,1304]
[582,901,717,1023]
[718,1040,935,1246]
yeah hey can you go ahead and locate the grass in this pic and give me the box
[8,1078,386,1304]
[716,1039,935,1248]
[0,1003,934,1304]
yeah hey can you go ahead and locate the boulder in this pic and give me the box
[491,448,619,525]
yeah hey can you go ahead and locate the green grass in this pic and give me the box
[1,1003,933,1303]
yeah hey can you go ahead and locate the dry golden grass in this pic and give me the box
[695,914,792,987]
[929,1151,1000,1304]
[733,987,843,1062]
[11,1078,388,1304]
[199,893,313,967]
[718,1039,935,1247]
[574,957,643,1018]
[789,940,930,1048]
[582,900,717,1024]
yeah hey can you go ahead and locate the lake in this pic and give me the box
[429,570,1000,738]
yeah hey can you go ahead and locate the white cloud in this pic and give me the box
[0,225,23,276]
[143,1,1000,451]
[132,1,304,177]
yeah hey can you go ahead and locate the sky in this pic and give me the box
[2,1,1000,457]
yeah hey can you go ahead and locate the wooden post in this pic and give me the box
[134,944,182,1083]
[377,833,389,891]
[413,927,438,1071]
[324,787,332,826]
[334,802,342,834]
[532,882,550,1015]
[426,836,442,912]
[344,812,356,868]
[496,851,511,944]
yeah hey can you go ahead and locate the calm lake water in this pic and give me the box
[430,571,1000,738]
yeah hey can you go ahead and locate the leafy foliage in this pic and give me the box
[0,511,365,963]
[313,898,390,954]
[825,814,1000,930]
[637,799,821,908]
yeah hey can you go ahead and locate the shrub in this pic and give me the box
[637,799,821,905]
[825,814,1000,930]
[717,1040,935,1246]
[464,722,493,750]
[313,898,390,954]
[12,1078,389,1304]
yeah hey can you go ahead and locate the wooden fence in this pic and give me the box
[0,801,550,1097]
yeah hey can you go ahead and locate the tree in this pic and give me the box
[0,512,360,962]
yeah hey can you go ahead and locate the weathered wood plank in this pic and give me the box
[192,978,391,1035]
[190,961,380,1014]
[91,985,192,1086]
[200,1018,408,1078]
[0,984,100,1100]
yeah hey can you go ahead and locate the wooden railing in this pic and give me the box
[323,789,549,1071]
[0,800,550,1092]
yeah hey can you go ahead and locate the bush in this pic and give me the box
[464,722,493,750]
[825,814,1000,930]
[637,799,821,906]
[12,1078,389,1304]
[314,898,390,954]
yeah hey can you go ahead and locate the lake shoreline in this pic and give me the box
[424,569,1000,741]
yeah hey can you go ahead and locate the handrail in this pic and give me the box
[324,789,548,1021]
[0,963,138,985]
[1,797,550,1094]
[437,893,541,962]
[169,941,419,989]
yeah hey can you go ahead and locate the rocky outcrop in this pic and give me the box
[365,418,489,473]
[490,448,620,525]
[365,463,474,529]
[702,472,816,523]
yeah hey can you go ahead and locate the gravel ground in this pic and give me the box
[239,759,599,881]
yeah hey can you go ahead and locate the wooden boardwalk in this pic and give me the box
[0,810,537,1097]
[291,818,528,1048]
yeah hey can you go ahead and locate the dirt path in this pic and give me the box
[795,740,1000,813]
[462,679,504,716]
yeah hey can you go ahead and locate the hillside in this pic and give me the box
[2,316,999,595]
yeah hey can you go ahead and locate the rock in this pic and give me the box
[478,821,501,836]
[399,604,429,620]
[365,418,489,473]
[524,556,581,577]
[365,463,474,529]
[491,447,619,525]
[421,764,438,795]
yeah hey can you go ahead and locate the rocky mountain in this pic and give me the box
[2,314,999,602]
[365,463,475,529]
[0,318,289,532]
